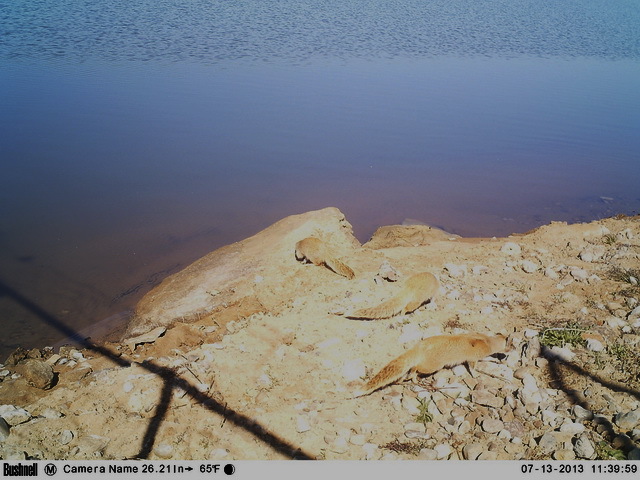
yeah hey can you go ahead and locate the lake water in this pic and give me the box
[1,0,639,357]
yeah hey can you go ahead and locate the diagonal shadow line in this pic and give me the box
[541,345,640,403]
[0,279,314,460]
[133,360,314,460]
[0,281,131,369]
[542,345,639,451]
[135,377,174,460]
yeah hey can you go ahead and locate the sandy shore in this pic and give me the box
[1,207,639,460]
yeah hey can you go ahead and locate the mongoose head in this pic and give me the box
[489,334,510,355]
[490,334,508,353]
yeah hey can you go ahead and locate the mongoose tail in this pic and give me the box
[348,294,411,320]
[295,237,355,279]
[348,272,438,319]
[352,349,416,398]
[323,257,356,280]
[352,333,507,397]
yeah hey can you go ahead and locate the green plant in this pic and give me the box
[539,322,588,348]
[592,351,605,370]
[602,233,617,245]
[595,440,626,460]
[608,342,639,370]
[415,396,433,426]
[606,342,640,388]
[608,342,632,361]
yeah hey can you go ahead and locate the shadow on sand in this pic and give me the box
[5,277,639,460]
[0,279,314,460]
[541,345,639,452]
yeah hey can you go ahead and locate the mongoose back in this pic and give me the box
[295,237,355,279]
[347,272,438,319]
[352,333,507,397]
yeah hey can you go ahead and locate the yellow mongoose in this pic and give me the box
[352,333,507,397]
[347,271,438,319]
[295,237,355,279]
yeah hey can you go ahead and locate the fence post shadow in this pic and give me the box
[0,279,314,460]
[541,345,639,452]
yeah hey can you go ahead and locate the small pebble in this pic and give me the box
[574,434,595,459]
[342,359,366,381]
[570,268,589,281]
[553,449,576,460]
[559,421,585,435]
[154,443,174,459]
[444,263,467,278]
[296,415,311,433]
[614,410,640,431]
[544,267,559,279]
[417,448,438,460]
[572,405,593,421]
[40,408,64,419]
[584,337,604,352]
[361,443,379,460]
[328,437,349,454]
[521,260,539,273]
[463,443,484,460]
[538,432,558,452]
[482,418,504,434]
[501,242,522,256]
[434,443,452,459]
[209,449,229,459]
[378,261,400,281]
[0,405,31,426]
[60,430,74,445]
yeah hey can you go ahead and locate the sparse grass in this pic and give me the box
[381,438,430,456]
[444,316,467,330]
[617,287,640,298]
[585,298,601,310]
[493,300,514,311]
[608,342,633,361]
[512,281,530,295]
[607,265,640,299]
[539,322,588,349]
[608,266,640,285]
[592,351,606,370]
[550,293,569,305]
[607,342,640,387]
[392,316,412,327]
[415,397,433,427]
[602,233,617,245]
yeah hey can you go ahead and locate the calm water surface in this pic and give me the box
[1,0,639,356]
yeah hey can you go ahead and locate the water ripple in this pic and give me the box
[1,0,638,63]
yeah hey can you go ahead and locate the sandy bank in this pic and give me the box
[1,208,639,460]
